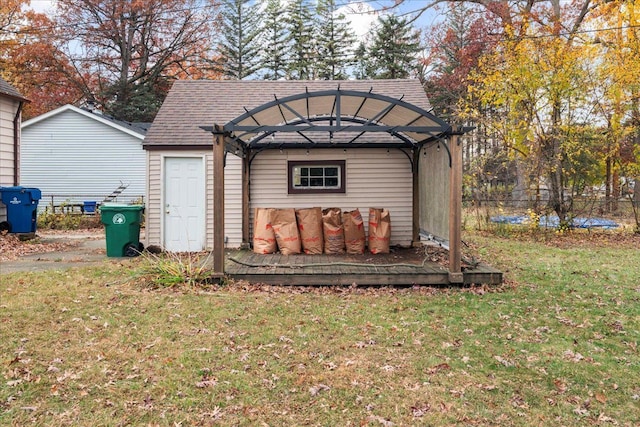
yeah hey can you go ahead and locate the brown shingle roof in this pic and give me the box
[0,77,28,101]
[144,79,432,148]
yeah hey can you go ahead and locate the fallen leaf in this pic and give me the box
[309,383,330,396]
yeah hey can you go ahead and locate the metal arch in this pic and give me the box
[246,116,422,148]
[224,88,451,133]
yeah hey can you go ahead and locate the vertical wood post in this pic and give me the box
[213,125,225,275]
[449,133,463,283]
[241,149,250,248]
[412,147,420,246]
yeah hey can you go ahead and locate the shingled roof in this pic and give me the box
[144,79,435,149]
[0,77,28,102]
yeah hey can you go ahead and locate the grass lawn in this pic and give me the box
[1,230,639,426]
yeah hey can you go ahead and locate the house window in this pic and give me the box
[288,160,345,194]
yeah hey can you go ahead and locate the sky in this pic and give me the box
[27,0,444,40]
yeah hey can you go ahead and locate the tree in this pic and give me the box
[286,0,315,79]
[53,0,218,122]
[1,3,83,118]
[460,0,600,227]
[366,14,422,79]
[216,0,262,80]
[259,0,288,80]
[314,0,357,80]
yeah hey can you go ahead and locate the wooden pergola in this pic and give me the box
[203,88,471,283]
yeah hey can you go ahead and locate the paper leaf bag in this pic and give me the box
[253,208,276,254]
[295,207,324,254]
[343,209,365,254]
[271,208,302,255]
[322,207,345,254]
[368,208,390,254]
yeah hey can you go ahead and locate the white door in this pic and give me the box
[164,157,206,252]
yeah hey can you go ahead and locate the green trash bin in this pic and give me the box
[100,204,144,257]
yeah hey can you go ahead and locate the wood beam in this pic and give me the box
[412,148,420,246]
[242,149,250,248]
[448,133,463,283]
[213,125,225,275]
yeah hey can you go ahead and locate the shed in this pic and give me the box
[142,79,499,285]
[20,105,148,210]
[0,77,28,223]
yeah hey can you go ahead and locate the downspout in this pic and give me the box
[13,101,24,186]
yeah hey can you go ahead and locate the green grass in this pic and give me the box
[1,231,639,426]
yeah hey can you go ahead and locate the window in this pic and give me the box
[288,160,345,194]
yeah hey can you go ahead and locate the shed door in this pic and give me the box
[164,157,205,252]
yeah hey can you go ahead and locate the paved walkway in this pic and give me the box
[1,233,116,274]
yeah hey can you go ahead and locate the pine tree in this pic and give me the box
[367,15,422,79]
[285,0,315,80]
[260,0,288,80]
[314,0,357,80]
[216,0,262,79]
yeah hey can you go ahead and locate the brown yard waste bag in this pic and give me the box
[368,208,391,254]
[295,207,324,254]
[272,208,302,255]
[253,208,277,254]
[343,209,366,254]
[322,207,345,254]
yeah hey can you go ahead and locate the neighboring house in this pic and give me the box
[20,105,149,209]
[144,79,463,276]
[0,77,29,223]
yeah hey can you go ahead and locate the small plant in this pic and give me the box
[140,250,217,288]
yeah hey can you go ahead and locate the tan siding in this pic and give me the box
[250,148,413,246]
[0,97,18,221]
[146,150,243,249]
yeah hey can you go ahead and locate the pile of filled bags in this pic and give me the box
[253,207,391,255]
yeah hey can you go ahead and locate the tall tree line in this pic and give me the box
[1,0,424,121]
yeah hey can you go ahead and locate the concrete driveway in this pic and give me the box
[1,232,114,274]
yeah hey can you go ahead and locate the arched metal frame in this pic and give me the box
[204,88,470,158]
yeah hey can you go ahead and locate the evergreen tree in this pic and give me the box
[367,15,422,79]
[353,41,372,80]
[285,0,315,79]
[216,0,262,79]
[260,0,288,80]
[314,0,357,80]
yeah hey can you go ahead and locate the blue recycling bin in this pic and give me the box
[0,186,42,233]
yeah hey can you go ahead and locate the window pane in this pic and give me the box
[325,178,338,187]
[300,167,309,177]
[309,167,323,177]
[325,167,338,177]
[310,178,324,186]
[300,178,308,186]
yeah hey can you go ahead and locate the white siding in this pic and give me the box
[146,150,242,249]
[20,110,146,207]
[250,148,413,246]
[0,97,19,221]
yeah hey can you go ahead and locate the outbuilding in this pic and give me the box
[144,79,501,285]
[20,104,148,210]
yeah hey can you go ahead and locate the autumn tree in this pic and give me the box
[1,2,84,118]
[455,0,603,226]
[52,0,219,122]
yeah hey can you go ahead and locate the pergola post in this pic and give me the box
[448,132,463,283]
[241,149,250,248]
[412,147,420,247]
[213,125,225,276]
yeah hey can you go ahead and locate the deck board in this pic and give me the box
[225,250,502,286]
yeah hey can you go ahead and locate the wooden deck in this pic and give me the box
[225,249,502,286]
